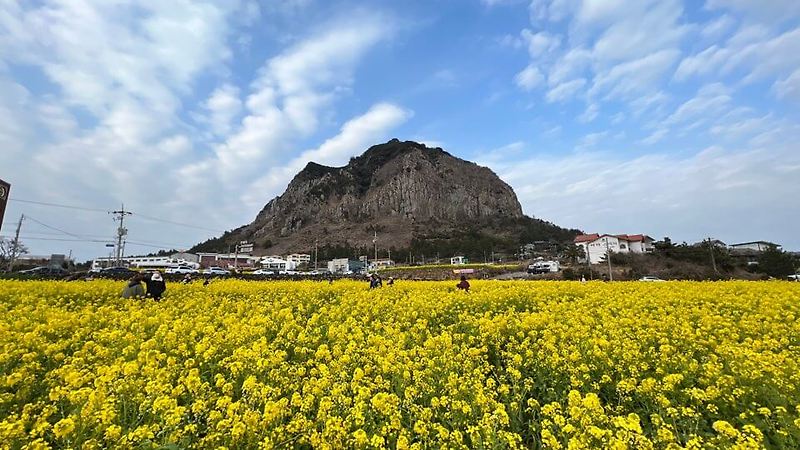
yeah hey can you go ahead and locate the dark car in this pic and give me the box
[19,266,69,276]
[100,266,138,277]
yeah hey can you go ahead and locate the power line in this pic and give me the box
[9,198,110,213]
[0,236,112,243]
[9,197,228,234]
[130,212,226,233]
[3,230,114,239]
[1,235,186,250]
[24,216,85,239]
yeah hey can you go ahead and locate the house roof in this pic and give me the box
[615,234,654,242]
[729,241,777,247]
[575,233,653,243]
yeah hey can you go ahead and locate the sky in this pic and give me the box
[1,0,799,261]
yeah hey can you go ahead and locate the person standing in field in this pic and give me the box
[144,271,166,301]
[121,274,146,299]
[369,274,383,289]
[457,275,470,292]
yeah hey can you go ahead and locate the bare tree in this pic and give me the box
[0,237,29,270]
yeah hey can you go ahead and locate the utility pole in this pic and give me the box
[585,244,593,280]
[7,214,23,272]
[314,239,318,271]
[110,205,132,267]
[605,238,613,281]
[373,230,378,262]
[707,237,718,274]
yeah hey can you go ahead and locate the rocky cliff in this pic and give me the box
[192,139,578,257]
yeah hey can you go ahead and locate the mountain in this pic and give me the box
[191,139,579,259]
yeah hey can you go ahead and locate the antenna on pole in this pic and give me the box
[110,205,132,267]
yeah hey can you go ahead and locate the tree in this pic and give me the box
[563,244,586,264]
[0,237,29,270]
[757,246,797,278]
[654,237,674,251]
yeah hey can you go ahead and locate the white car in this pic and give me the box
[203,267,230,275]
[251,269,274,275]
[789,274,800,281]
[166,265,199,274]
[639,276,665,282]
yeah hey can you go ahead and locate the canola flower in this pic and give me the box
[1,279,799,449]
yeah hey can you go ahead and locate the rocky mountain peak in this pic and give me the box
[192,139,577,256]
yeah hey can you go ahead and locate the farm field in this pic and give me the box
[1,280,799,449]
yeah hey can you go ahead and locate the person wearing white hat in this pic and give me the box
[144,271,167,301]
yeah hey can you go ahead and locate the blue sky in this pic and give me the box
[1,0,799,260]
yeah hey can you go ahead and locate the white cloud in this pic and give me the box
[0,3,404,259]
[700,14,736,40]
[576,130,609,149]
[546,78,586,102]
[514,0,688,115]
[590,49,681,100]
[674,26,800,85]
[639,128,668,145]
[514,64,545,90]
[492,124,800,248]
[203,84,242,136]
[241,103,412,208]
[773,69,800,102]
[521,29,561,57]
[705,0,800,23]
[578,103,599,123]
[200,13,393,186]
[665,83,732,126]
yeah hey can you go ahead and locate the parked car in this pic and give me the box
[789,274,800,281]
[203,267,230,275]
[100,266,138,277]
[251,269,274,275]
[527,260,560,274]
[166,265,199,274]
[639,276,665,282]
[19,266,69,276]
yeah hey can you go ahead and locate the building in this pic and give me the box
[286,253,311,265]
[91,253,199,270]
[171,252,199,263]
[574,233,655,264]
[729,241,780,252]
[451,256,467,265]
[18,254,75,268]
[369,259,395,270]
[327,258,366,274]
[197,253,257,269]
[260,256,295,271]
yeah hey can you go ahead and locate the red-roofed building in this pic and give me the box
[574,233,655,264]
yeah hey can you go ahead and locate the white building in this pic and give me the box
[286,253,311,265]
[328,258,350,274]
[451,256,467,265]
[91,254,200,270]
[327,258,366,274]
[260,256,296,271]
[574,234,655,264]
[729,241,780,252]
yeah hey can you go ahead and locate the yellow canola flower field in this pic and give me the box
[1,280,799,449]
